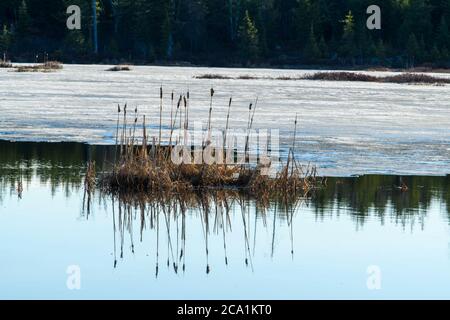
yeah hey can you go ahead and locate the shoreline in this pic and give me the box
[1,139,448,178]
[5,59,450,74]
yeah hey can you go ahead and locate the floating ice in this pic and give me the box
[0,64,449,176]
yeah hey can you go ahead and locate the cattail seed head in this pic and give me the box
[249,103,252,110]
[160,87,163,99]
[210,88,214,97]
[118,104,121,113]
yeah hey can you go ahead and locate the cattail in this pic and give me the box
[249,98,258,131]
[224,97,232,162]
[169,95,182,149]
[292,113,298,150]
[114,104,121,164]
[159,86,163,148]
[186,90,190,132]
[245,98,258,161]
[208,87,214,130]
[142,115,147,158]
[170,91,174,136]
[121,103,127,156]
[244,103,252,159]
[183,96,188,144]
[205,87,215,146]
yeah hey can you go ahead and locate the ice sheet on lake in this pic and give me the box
[0,64,449,176]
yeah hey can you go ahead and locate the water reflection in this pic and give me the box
[101,190,304,274]
[1,141,450,275]
[1,140,448,217]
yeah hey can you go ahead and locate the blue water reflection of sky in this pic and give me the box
[1,178,450,300]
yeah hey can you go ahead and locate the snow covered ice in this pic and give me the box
[0,64,449,176]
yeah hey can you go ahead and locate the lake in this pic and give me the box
[1,64,449,299]
[0,64,449,176]
[1,141,449,299]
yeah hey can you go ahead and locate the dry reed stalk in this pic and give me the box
[183,96,188,144]
[170,91,174,139]
[159,86,163,149]
[205,88,215,147]
[223,97,232,166]
[169,95,182,153]
[120,104,127,156]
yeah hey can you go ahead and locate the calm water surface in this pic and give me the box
[1,141,449,299]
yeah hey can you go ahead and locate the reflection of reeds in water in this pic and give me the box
[105,189,303,275]
[82,161,96,218]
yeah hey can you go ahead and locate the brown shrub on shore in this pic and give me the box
[304,72,378,82]
[194,71,450,84]
[195,74,232,79]
[15,61,63,72]
[106,65,132,72]
[0,60,12,68]
[383,73,450,84]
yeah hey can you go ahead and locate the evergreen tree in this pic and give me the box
[375,39,386,60]
[16,0,30,39]
[339,11,357,60]
[436,16,450,51]
[304,25,320,62]
[318,36,328,59]
[406,33,419,67]
[238,10,259,64]
[0,25,11,53]
[1,0,450,66]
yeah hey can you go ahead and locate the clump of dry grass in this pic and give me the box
[15,61,63,72]
[194,72,450,85]
[304,72,378,82]
[237,75,258,80]
[95,89,323,205]
[383,73,450,84]
[195,74,232,79]
[0,60,12,68]
[106,65,132,72]
[0,53,12,68]
[195,74,258,80]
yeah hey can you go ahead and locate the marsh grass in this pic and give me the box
[15,61,63,72]
[0,60,12,68]
[106,65,132,72]
[195,72,450,84]
[94,88,323,206]
[304,72,450,84]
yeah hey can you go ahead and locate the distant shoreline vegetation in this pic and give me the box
[1,1,450,70]
[195,72,450,85]
[14,61,62,72]
[105,65,132,72]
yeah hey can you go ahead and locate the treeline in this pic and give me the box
[1,0,450,68]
